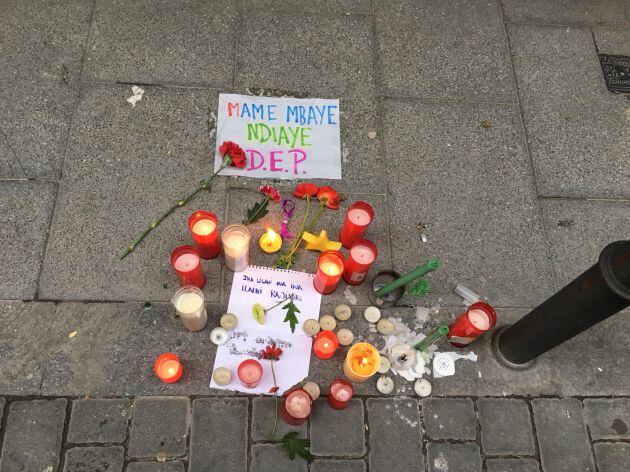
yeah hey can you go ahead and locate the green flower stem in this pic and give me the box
[264,295,291,314]
[274,196,312,268]
[268,360,279,439]
[120,155,232,260]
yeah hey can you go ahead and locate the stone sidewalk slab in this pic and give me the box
[0,0,91,178]
[126,462,185,472]
[593,442,630,472]
[509,25,630,198]
[427,442,482,472]
[532,398,595,472]
[0,181,56,299]
[593,28,630,56]
[377,0,515,101]
[423,398,477,440]
[382,100,553,307]
[485,458,541,472]
[39,85,226,302]
[84,0,237,86]
[311,399,365,456]
[502,0,630,27]
[63,446,124,472]
[251,397,307,441]
[236,12,375,98]
[583,398,630,439]
[251,444,308,472]
[189,398,248,472]
[68,399,131,444]
[477,398,535,455]
[311,460,366,472]
[243,0,372,14]
[0,399,67,472]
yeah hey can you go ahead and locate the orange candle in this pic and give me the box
[343,342,381,383]
[154,353,183,383]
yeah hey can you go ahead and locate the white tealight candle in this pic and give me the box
[376,376,394,395]
[302,382,321,401]
[334,304,352,321]
[414,378,432,397]
[364,306,381,323]
[319,315,337,331]
[337,328,354,346]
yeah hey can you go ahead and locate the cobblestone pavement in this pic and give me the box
[1,0,630,470]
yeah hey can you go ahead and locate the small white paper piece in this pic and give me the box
[126,86,144,107]
[433,353,456,378]
[227,265,322,336]
[210,327,312,395]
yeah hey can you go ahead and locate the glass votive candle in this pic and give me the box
[313,251,345,295]
[280,387,313,425]
[154,353,183,383]
[343,342,381,383]
[237,359,263,388]
[328,378,354,410]
[170,245,205,289]
[221,224,251,272]
[171,285,207,332]
[188,210,220,259]
[339,201,374,248]
[447,301,497,347]
[343,239,378,285]
[312,330,339,359]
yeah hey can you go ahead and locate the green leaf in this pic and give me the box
[243,199,269,225]
[282,298,300,333]
[281,432,313,463]
[143,301,152,310]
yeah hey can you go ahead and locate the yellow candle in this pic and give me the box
[343,342,381,383]
[259,228,282,253]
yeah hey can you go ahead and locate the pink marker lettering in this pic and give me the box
[269,150,283,172]
[246,149,265,171]
[289,149,307,175]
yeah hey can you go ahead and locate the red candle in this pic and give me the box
[237,359,263,388]
[313,330,339,359]
[313,251,345,295]
[343,239,378,285]
[280,387,313,425]
[154,353,183,384]
[170,245,205,289]
[328,378,354,410]
[448,302,497,347]
[188,211,220,259]
[339,201,374,248]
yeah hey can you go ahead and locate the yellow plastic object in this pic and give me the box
[302,230,342,252]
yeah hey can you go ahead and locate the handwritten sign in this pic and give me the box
[226,265,322,336]
[214,93,342,179]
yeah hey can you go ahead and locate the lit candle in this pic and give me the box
[343,342,381,383]
[259,228,282,254]
[313,251,345,295]
[447,302,497,347]
[280,387,313,425]
[339,201,374,248]
[328,378,354,410]
[312,330,339,359]
[221,224,251,272]
[154,353,183,383]
[171,285,207,331]
[237,358,263,388]
[343,239,378,285]
[188,211,220,259]
[170,245,205,289]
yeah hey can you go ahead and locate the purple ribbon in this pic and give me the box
[280,198,296,240]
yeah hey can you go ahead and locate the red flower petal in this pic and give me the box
[317,186,340,209]
[294,183,319,199]
[268,386,279,394]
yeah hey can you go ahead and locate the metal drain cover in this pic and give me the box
[599,54,630,93]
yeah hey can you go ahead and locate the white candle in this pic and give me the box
[173,252,199,272]
[172,286,207,331]
[192,218,216,236]
[221,224,250,272]
[469,308,490,330]
[350,244,376,264]
[348,208,371,226]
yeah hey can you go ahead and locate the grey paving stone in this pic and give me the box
[541,199,630,288]
[68,399,132,444]
[593,28,630,56]
[486,458,540,472]
[593,442,630,472]
[251,397,307,441]
[251,444,307,472]
[584,398,630,440]
[39,85,225,302]
[84,0,237,85]
[477,398,535,455]
[0,399,67,472]
[63,446,124,472]
[502,0,630,27]
[189,398,248,472]
[128,397,189,458]
[310,398,365,456]
[427,443,482,472]
[382,100,553,307]
[311,459,366,472]
[243,0,371,14]
[532,398,596,472]
[509,25,630,198]
[377,0,515,101]
[367,398,423,472]
[126,462,184,472]
[0,181,56,299]
[423,398,477,440]
[236,12,375,98]
[0,0,91,178]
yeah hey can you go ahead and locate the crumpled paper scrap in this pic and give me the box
[127,85,145,107]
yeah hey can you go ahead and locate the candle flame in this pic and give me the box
[266,227,278,243]
[361,357,368,366]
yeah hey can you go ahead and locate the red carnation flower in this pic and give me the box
[294,183,319,199]
[219,141,246,169]
[316,186,340,210]
[259,185,281,203]
[260,343,283,361]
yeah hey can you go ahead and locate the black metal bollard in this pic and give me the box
[492,240,630,369]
